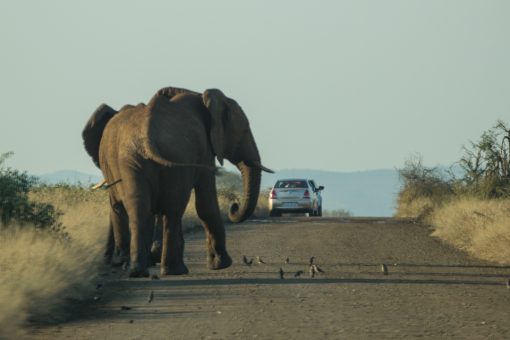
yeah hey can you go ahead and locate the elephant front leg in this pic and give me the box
[204,228,232,270]
[195,179,232,270]
[160,214,189,275]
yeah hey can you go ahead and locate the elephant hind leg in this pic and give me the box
[104,222,114,265]
[109,203,130,266]
[122,186,153,278]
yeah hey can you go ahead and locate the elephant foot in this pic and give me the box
[207,252,232,270]
[129,264,150,278]
[160,262,189,276]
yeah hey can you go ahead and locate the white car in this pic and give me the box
[268,178,324,217]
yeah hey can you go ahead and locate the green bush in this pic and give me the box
[0,152,59,229]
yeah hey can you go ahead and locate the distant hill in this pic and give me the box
[38,170,102,186]
[39,168,403,217]
[261,169,401,217]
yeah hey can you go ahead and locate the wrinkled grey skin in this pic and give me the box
[83,87,273,277]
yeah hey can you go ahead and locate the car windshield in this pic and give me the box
[275,180,308,189]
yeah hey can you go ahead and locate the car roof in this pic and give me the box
[274,178,314,182]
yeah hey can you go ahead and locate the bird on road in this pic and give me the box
[309,256,315,265]
[380,264,388,275]
[506,279,510,289]
[256,256,266,264]
[279,268,285,279]
[243,255,253,266]
[285,257,290,264]
[294,270,304,278]
[312,264,324,273]
[151,274,160,280]
[147,291,154,303]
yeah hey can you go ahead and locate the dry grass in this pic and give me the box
[0,183,268,338]
[396,190,510,265]
[430,198,510,264]
[395,196,438,222]
[0,186,109,338]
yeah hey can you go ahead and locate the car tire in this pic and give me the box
[318,205,322,217]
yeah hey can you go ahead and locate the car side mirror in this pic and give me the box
[318,186,324,191]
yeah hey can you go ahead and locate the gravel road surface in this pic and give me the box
[32,217,510,339]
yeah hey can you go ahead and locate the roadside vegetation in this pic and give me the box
[396,121,510,264]
[323,209,352,217]
[0,155,268,338]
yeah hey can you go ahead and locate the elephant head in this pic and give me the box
[203,89,273,223]
[82,104,118,168]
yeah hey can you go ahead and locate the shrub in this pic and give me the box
[395,155,453,220]
[323,208,351,217]
[0,153,59,229]
[458,120,510,198]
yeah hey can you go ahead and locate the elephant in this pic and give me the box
[82,86,273,277]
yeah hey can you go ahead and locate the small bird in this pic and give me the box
[309,256,315,265]
[309,265,315,278]
[312,264,324,273]
[294,270,304,278]
[285,257,290,264]
[151,274,160,280]
[147,290,154,303]
[93,296,101,301]
[279,268,285,279]
[256,256,266,264]
[506,279,510,289]
[380,264,388,275]
[122,262,129,271]
[120,306,132,310]
[243,255,253,266]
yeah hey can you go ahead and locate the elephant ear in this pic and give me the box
[202,89,227,166]
[82,103,117,168]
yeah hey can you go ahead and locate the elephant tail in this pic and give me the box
[141,137,215,171]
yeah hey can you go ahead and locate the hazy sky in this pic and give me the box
[1,1,509,176]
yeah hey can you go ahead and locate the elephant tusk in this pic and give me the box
[103,178,122,189]
[259,164,275,174]
[250,161,274,174]
[91,179,107,190]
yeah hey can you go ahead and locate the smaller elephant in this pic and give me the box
[83,86,272,277]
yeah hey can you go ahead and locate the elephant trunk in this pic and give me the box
[228,161,261,223]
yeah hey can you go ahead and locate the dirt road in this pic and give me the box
[32,218,510,339]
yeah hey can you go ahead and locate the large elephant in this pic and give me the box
[82,86,273,277]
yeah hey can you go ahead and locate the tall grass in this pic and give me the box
[431,198,510,264]
[0,186,107,339]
